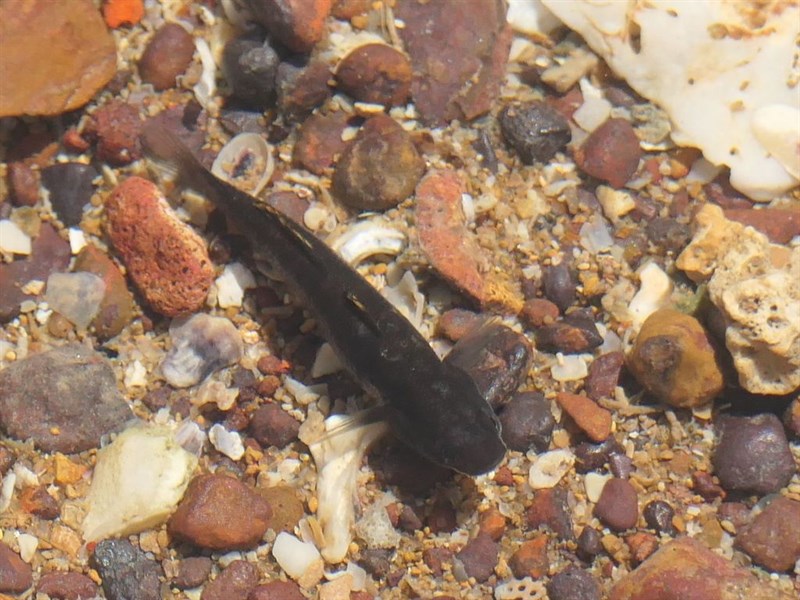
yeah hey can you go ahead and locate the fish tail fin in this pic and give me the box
[140,121,213,194]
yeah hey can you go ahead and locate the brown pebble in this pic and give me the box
[625,532,659,565]
[63,127,90,153]
[332,114,425,211]
[73,244,135,339]
[508,535,549,579]
[692,471,726,501]
[256,355,292,376]
[249,404,300,448]
[332,0,370,19]
[427,497,457,534]
[548,565,601,600]
[260,485,304,533]
[422,547,452,576]
[626,309,724,408]
[0,446,14,476]
[526,486,573,540]
[499,391,554,453]
[577,526,603,560]
[293,111,351,175]
[398,504,423,532]
[247,0,333,53]
[724,208,800,245]
[248,580,304,600]
[555,392,612,442]
[478,508,506,541]
[520,298,559,328]
[200,559,258,600]
[574,118,642,188]
[84,100,143,165]
[19,486,60,520]
[36,571,99,599]
[595,478,638,531]
[735,496,800,572]
[608,537,786,600]
[360,548,392,579]
[784,396,800,439]
[105,177,214,316]
[0,541,32,593]
[173,556,212,589]
[456,533,499,583]
[276,56,332,121]
[536,312,603,354]
[585,351,624,401]
[494,466,514,487]
[335,43,412,106]
[436,308,483,342]
[168,473,272,550]
[256,376,281,397]
[139,23,195,91]
[7,162,39,206]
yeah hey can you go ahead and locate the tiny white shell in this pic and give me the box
[212,132,274,195]
[328,219,406,265]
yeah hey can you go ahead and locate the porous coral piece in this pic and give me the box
[677,204,800,394]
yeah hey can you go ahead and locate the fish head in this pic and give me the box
[389,365,507,476]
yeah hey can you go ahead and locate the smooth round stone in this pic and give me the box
[594,477,639,531]
[222,37,279,109]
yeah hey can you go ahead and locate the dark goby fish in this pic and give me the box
[142,126,506,476]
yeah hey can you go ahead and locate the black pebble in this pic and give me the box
[643,500,676,535]
[91,539,162,600]
[577,526,603,561]
[543,262,577,312]
[500,101,571,164]
[41,162,98,227]
[547,565,601,600]
[222,37,280,109]
[498,391,554,452]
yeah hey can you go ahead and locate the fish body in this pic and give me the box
[142,128,506,475]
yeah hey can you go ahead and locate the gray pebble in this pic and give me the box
[91,539,161,600]
[498,392,554,452]
[547,565,600,600]
[542,262,576,312]
[41,162,98,227]
[500,102,571,164]
[222,37,279,109]
[712,413,796,495]
[643,500,675,535]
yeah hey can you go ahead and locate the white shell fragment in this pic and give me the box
[312,343,345,378]
[44,272,106,331]
[161,313,243,388]
[273,532,324,585]
[528,448,575,489]
[538,0,800,200]
[212,132,275,196]
[329,220,406,266]
[628,262,673,330]
[354,498,401,550]
[82,425,198,542]
[208,423,245,460]
[215,262,256,309]
[0,220,32,255]
[308,412,390,563]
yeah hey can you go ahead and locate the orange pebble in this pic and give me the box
[103,0,144,28]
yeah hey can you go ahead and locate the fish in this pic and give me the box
[141,124,506,476]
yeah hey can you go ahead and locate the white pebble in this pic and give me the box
[272,532,323,580]
[215,262,256,309]
[208,424,245,460]
[68,228,88,254]
[584,472,612,503]
[44,272,105,330]
[528,449,575,489]
[628,261,673,330]
[551,354,589,382]
[16,533,38,563]
[124,360,148,388]
[0,220,31,255]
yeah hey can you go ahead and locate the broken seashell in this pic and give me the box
[211,132,274,196]
[328,219,406,266]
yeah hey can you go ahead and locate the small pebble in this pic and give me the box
[173,556,212,589]
[247,0,332,53]
[577,526,603,561]
[445,322,533,409]
[574,437,625,473]
[161,314,243,388]
[0,344,130,453]
[626,309,724,408]
[436,308,483,341]
[712,413,795,495]
[20,485,59,519]
[555,391,612,442]
[332,114,425,211]
[543,262,577,312]
[292,111,351,175]
[547,565,601,600]
[734,496,800,572]
[222,37,279,109]
[398,504,423,532]
[260,485,304,534]
[520,298,559,328]
[248,580,304,600]
[427,497,457,534]
[594,478,638,531]
[498,391,554,452]
[509,535,549,579]
[139,23,195,91]
[0,446,14,476]
[0,541,32,594]
[529,449,575,491]
[574,117,642,188]
[7,162,40,207]
[536,311,603,354]
[84,100,142,165]
[44,271,105,331]
[626,531,659,565]
[200,559,258,600]
[645,217,691,254]
[585,351,624,401]
[784,396,800,439]
[168,473,272,550]
[36,572,100,599]
[73,244,135,339]
[692,471,726,501]
[724,207,800,245]
[525,486,573,540]
[91,539,161,600]
[335,43,412,106]
[455,533,499,583]
[249,403,301,448]
[500,102,571,164]
[422,547,453,576]
[276,56,332,121]
[41,163,97,227]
